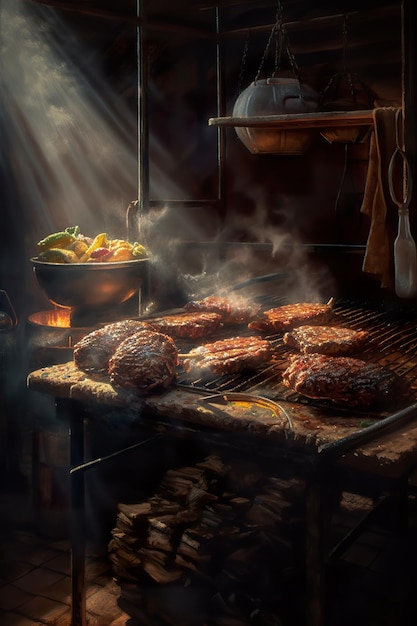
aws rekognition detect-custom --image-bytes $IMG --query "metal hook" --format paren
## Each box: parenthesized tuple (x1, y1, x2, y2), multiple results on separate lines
(388, 147, 413, 211)
(388, 109, 412, 210)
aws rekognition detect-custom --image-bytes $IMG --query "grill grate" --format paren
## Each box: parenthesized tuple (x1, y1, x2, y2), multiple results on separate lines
(175, 297, 417, 418)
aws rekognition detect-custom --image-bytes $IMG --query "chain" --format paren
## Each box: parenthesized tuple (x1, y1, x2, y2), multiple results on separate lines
(284, 29, 302, 83)
(320, 13, 375, 107)
(254, 21, 279, 83)
(272, 2, 284, 76)
(235, 31, 249, 97)
(255, 0, 302, 86)
(341, 14, 348, 76)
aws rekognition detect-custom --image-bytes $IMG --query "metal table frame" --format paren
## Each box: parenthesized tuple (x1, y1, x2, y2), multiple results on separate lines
(57, 395, 417, 626)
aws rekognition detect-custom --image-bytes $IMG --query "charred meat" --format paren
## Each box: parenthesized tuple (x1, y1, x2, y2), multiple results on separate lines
(182, 335, 272, 376)
(108, 330, 178, 394)
(282, 354, 403, 408)
(149, 311, 223, 339)
(283, 325, 369, 355)
(73, 319, 154, 374)
(184, 295, 261, 325)
(248, 302, 332, 333)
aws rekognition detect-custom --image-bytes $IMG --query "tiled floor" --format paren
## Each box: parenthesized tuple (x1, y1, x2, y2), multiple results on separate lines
(1, 472, 416, 626)
(0, 485, 130, 626)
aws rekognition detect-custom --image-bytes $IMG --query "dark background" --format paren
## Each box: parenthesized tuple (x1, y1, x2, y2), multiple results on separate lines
(0, 0, 406, 480)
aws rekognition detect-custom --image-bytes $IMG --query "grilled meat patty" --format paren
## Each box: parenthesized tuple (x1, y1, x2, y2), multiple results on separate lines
(282, 354, 403, 408)
(283, 325, 369, 355)
(149, 311, 223, 339)
(73, 319, 154, 374)
(184, 295, 261, 325)
(108, 330, 178, 393)
(248, 302, 332, 333)
(182, 335, 272, 376)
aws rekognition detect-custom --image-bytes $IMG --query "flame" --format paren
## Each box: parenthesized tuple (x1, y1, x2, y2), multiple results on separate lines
(28, 309, 72, 328)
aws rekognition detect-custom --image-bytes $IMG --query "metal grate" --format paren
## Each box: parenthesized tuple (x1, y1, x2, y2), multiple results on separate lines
(175, 297, 417, 418)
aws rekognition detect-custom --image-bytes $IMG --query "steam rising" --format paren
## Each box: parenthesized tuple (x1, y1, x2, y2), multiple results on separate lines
(0, 0, 336, 307)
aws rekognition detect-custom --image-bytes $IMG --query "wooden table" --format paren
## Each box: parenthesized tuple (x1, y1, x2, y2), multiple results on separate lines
(27, 362, 417, 626)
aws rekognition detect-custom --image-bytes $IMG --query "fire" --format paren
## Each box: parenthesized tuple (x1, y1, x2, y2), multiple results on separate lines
(28, 309, 72, 328)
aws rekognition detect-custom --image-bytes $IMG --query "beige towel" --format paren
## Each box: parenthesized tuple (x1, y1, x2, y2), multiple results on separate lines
(361, 106, 402, 289)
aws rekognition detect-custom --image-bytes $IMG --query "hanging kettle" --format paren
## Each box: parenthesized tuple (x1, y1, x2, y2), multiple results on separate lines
(232, 77, 319, 155)
(320, 15, 376, 144)
(232, 0, 319, 155)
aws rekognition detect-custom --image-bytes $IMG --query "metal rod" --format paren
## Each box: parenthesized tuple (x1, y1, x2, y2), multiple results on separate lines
(305, 465, 326, 626)
(319, 401, 417, 459)
(137, 0, 150, 236)
(70, 433, 163, 475)
(403, 0, 417, 202)
(329, 495, 392, 561)
(215, 4, 226, 207)
(54, 398, 87, 626)
(173, 240, 366, 252)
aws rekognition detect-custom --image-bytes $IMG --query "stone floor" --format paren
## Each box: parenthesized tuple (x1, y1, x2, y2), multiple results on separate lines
(1, 455, 417, 626)
(0, 484, 128, 626)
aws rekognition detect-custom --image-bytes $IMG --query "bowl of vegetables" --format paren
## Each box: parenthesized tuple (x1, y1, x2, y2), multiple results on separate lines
(31, 226, 150, 309)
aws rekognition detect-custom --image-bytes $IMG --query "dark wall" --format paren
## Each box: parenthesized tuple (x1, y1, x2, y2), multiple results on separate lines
(0, 0, 404, 319)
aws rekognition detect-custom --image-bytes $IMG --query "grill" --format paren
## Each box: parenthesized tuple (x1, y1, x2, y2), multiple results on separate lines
(26, 294, 417, 626)
(169, 295, 417, 457)
(176, 296, 417, 407)
(27, 295, 417, 455)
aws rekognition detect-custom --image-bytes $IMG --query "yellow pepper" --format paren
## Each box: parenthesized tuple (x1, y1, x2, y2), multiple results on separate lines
(79, 233, 108, 262)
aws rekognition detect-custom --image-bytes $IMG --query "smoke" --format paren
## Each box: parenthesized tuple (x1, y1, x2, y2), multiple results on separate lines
(0, 0, 336, 306)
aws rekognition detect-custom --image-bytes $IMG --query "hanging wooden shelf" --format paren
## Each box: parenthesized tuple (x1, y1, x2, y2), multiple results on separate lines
(208, 109, 375, 130)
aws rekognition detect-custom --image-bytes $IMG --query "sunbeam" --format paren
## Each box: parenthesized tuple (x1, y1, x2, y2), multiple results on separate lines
(0, 0, 139, 243)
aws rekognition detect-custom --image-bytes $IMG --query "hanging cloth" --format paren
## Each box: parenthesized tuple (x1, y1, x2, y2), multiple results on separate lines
(361, 106, 402, 289)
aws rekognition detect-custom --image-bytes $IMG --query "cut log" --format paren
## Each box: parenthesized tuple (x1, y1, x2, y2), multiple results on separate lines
(109, 453, 304, 626)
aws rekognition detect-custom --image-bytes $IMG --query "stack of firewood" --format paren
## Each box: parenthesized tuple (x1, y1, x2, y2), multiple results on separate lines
(109, 454, 306, 626)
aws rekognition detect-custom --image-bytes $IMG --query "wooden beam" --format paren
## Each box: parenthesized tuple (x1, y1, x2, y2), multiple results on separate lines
(208, 109, 374, 130)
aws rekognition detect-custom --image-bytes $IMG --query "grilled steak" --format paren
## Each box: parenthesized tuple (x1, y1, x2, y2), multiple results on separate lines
(184, 295, 261, 325)
(182, 335, 272, 376)
(149, 311, 223, 339)
(248, 302, 332, 333)
(282, 354, 403, 408)
(73, 319, 154, 374)
(283, 325, 369, 355)
(108, 330, 178, 394)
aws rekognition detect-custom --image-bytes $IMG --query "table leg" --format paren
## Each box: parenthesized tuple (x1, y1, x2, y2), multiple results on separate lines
(305, 464, 326, 626)
(56, 398, 86, 626)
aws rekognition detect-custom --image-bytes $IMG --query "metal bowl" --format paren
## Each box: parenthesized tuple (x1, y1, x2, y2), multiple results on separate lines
(232, 78, 319, 154)
(31, 257, 149, 309)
